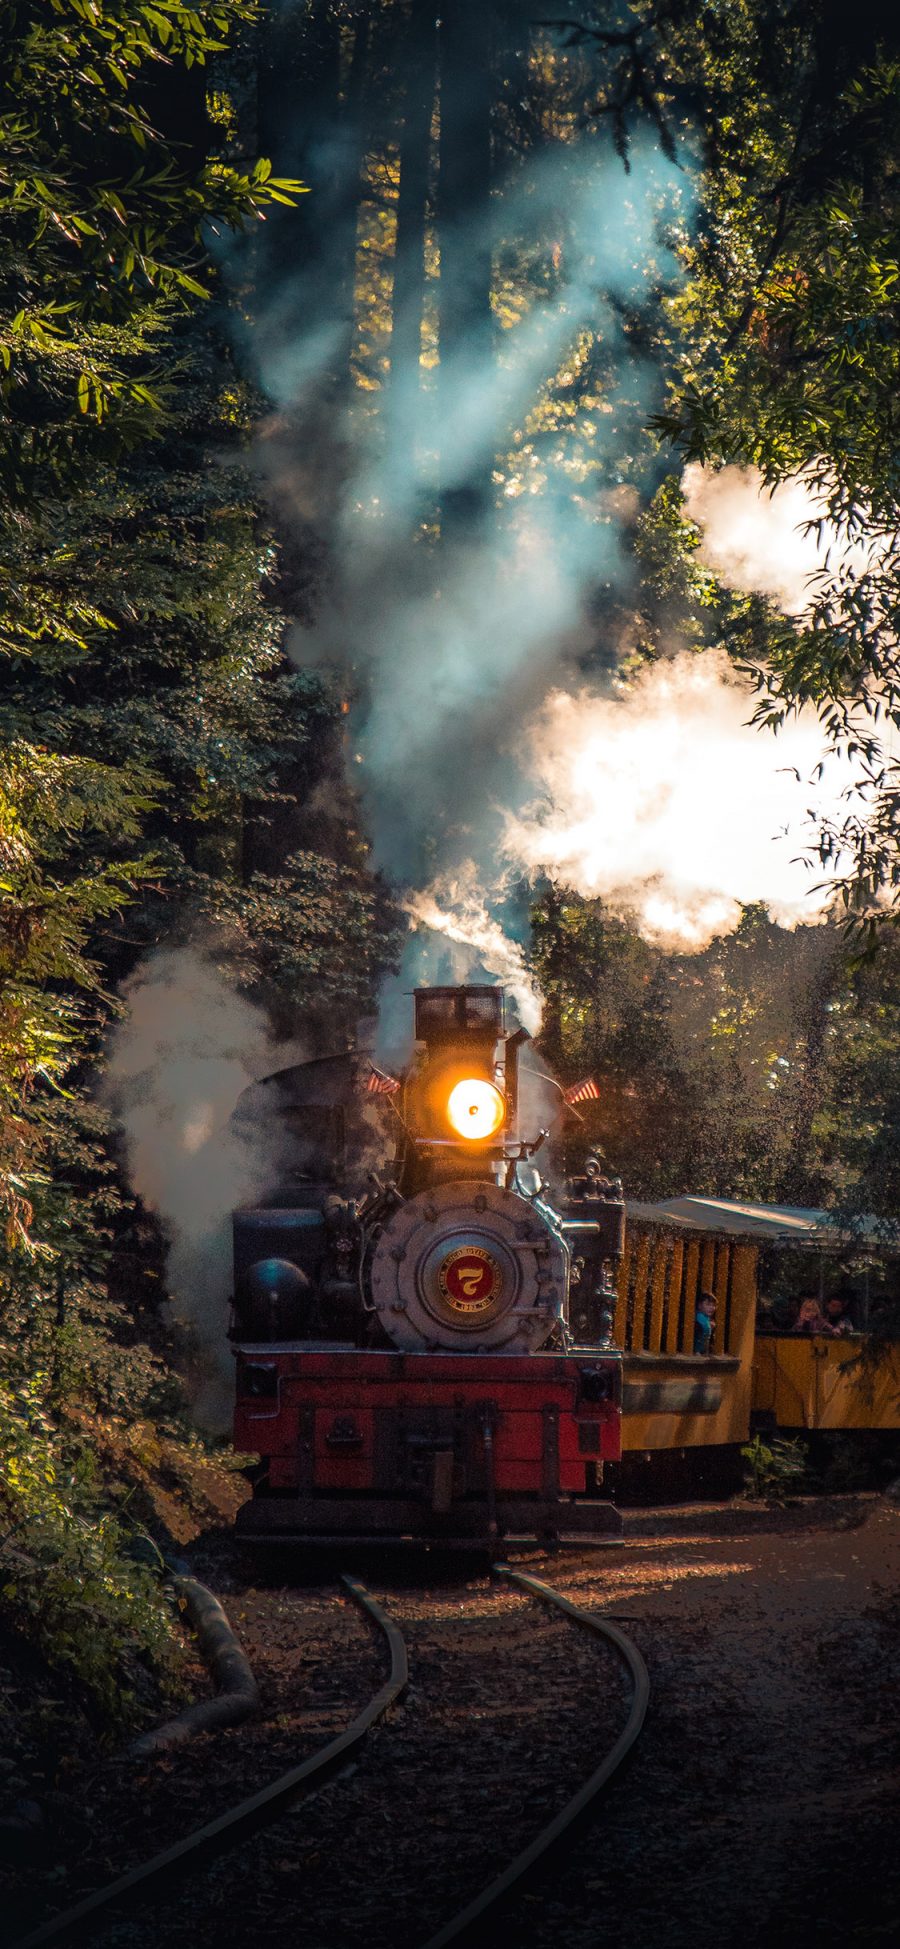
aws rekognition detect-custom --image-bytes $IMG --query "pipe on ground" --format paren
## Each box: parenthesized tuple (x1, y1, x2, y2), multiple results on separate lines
(129, 1576, 259, 1759)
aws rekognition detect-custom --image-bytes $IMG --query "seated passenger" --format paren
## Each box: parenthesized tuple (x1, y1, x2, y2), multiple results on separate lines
(822, 1294, 857, 1336)
(796, 1297, 828, 1334)
(694, 1290, 717, 1355)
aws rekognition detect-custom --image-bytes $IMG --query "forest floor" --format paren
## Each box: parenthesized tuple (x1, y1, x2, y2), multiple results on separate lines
(3, 1490, 899, 1949)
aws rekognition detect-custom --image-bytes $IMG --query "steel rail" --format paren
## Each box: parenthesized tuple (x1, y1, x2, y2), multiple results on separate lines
(13, 1575, 407, 1949)
(419, 1562, 650, 1949)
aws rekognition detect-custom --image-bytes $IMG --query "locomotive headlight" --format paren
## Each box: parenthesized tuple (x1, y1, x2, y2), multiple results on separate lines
(447, 1078, 505, 1140)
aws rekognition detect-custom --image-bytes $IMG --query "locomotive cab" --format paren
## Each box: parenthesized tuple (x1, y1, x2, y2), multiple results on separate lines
(231, 984, 623, 1546)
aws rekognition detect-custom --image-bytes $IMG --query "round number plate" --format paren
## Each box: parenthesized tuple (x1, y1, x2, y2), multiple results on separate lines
(438, 1244, 503, 1315)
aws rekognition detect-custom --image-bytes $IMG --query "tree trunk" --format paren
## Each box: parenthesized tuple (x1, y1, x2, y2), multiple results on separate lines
(387, 0, 438, 447)
(256, 0, 367, 392)
(245, 5, 370, 891)
(436, 0, 495, 540)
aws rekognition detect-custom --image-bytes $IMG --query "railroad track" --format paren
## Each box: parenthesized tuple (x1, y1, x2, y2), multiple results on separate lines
(421, 1565, 649, 1949)
(12, 1577, 407, 1949)
(13, 1564, 648, 1949)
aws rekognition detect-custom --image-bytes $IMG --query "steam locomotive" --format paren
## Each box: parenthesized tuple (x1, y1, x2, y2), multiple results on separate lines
(231, 985, 624, 1545)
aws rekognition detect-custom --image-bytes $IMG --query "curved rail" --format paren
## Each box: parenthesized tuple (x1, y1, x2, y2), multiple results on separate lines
(13, 1575, 407, 1949)
(419, 1563, 649, 1949)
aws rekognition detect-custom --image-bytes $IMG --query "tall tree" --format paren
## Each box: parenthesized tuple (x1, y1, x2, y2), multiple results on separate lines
(627, 1, 900, 927)
(386, 0, 437, 464)
(0, 0, 313, 1746)
(0, 0, 302, 1239)
(436, 0, 497, 535)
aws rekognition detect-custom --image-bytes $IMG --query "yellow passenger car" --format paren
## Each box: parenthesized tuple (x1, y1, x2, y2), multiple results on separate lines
(616, 1198, 899, 1487)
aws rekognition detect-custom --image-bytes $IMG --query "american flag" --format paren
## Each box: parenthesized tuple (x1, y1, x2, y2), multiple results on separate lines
(563, 1076, 600, 1105)
(366, 1065, 401, 1096)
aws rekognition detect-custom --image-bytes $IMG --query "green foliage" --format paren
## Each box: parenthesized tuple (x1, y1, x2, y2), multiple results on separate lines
(0, 1365, 181, 1728)
(192, 848, 401, 1019)
(532, 870, 900, 1283)
(643, 9, 900, 925)
(531, 887, 846, 1203)
(0, 1085, 192, 1730)
(0, 0, 395, 1745)
(0, 1085, 169, 1388)
(532, 888, 699, 1197)
(0, 744, 160, 1245)
(812, 938, 900, 1232)
(741, 1431, 808, 1500)
(0, 1, 303, 412)
(0, 0, 306, 1247)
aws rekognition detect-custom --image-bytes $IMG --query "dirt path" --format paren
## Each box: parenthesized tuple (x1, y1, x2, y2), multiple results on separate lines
(6, 1497, 899, 1949)
(513, 1500, 900, 1949)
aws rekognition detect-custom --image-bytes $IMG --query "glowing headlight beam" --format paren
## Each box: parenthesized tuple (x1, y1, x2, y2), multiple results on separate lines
(447, 1078, 505, 1141)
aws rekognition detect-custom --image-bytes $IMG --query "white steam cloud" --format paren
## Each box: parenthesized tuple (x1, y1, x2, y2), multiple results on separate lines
(257, 131, 692, 980)
(682, 461, 892, 621)
(503, 651, 862, 947)
(253, 115, 879, 1023)
(105, 950, 294, 1424)
(403, 867, 543, 1033)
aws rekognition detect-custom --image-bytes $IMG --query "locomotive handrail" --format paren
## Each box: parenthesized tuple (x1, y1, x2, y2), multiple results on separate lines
(418, 1565, 649, 1948)
(12, 1577, 408, 1949)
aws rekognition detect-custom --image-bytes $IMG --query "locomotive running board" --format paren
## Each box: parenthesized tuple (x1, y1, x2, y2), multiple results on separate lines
(235, 1495, 622, 1545)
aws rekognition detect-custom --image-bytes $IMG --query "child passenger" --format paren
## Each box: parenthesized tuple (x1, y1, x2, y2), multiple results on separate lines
(796, 1297, 828, 1333)
(694, 1290, 717, 1354)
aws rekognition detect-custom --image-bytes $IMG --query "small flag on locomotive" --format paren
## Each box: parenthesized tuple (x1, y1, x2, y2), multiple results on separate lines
(564, 1076, 601, 1105)
(230, 986, 624, 1546)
